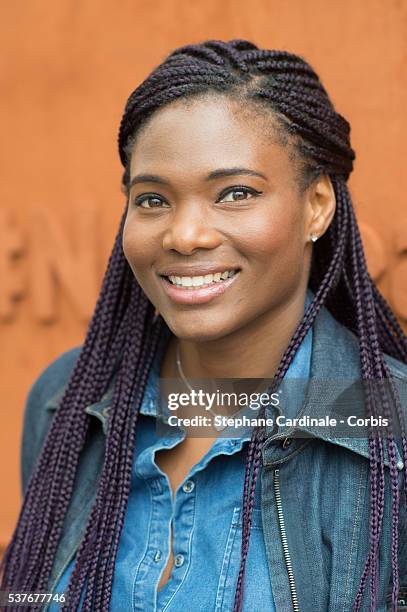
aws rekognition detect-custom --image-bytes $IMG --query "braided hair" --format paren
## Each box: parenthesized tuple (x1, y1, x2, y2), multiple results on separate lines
(1, 39, 406, 611)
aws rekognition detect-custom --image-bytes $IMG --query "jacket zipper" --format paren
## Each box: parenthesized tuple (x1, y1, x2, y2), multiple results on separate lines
(273, 468, 300, 612)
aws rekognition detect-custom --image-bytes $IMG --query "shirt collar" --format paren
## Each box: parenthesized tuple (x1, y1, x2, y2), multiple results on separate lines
(262, 298, 405, 470)
(45, 291, 406, 469)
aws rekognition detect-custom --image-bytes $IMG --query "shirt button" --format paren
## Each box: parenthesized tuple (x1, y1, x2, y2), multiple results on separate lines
(182, 480, 195, 493)
(153, 550, 162, 563)
(174, 553, 184, 567)
(154, 550, 162, 563)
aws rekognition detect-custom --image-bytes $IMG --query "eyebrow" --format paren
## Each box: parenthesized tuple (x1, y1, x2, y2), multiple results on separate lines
(129, 167, 267, 189)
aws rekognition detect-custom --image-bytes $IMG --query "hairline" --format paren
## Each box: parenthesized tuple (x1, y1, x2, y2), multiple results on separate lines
(122, 90, 323, 199)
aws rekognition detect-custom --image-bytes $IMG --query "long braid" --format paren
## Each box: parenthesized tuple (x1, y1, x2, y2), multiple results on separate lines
(348, 207, 386, 610)
(65, 288, 147, 609)
(354, 210, 402, 609)
(1, 210, 133, 591)
(1, 39, 406, 612)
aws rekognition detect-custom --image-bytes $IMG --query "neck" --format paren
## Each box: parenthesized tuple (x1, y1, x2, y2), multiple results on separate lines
(161, 286, 309, 380)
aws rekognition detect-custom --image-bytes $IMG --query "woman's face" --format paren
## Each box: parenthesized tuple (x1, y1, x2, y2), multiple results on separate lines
(123, 95, 317, 342)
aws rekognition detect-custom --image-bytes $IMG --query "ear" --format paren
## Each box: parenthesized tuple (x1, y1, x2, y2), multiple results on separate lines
(304, 175, 336, 243)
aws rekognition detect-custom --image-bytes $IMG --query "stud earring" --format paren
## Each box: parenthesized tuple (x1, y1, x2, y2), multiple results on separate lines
(310, 234, 318, 243)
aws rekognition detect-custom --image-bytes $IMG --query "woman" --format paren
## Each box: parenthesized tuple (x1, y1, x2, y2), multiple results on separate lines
(1, 39, 406, 612)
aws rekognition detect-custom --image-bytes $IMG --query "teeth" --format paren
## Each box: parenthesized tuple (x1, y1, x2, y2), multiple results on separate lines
(167, 269, 237, 288)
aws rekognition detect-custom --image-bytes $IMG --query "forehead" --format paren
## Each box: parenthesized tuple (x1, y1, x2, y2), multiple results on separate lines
(129, 95, 293, 178)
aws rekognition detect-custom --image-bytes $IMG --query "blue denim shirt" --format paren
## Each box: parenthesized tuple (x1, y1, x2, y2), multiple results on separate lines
(21, 300, 407, 611)
(48, 297, 313, 611)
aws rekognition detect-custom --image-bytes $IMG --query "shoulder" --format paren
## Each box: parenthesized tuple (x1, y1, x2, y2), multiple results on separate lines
(315, 305, 407, 381)
(27, 346, 83, 409)
(313, 306, 407, 428)
(21, 346, 83, 495)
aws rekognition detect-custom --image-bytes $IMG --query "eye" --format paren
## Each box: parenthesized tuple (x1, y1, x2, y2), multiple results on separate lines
(133, 194, 170, 209)
(216, 186, 262, 203)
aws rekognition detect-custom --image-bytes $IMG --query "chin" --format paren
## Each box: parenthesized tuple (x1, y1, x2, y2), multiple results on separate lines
(163, 314, 234, 343)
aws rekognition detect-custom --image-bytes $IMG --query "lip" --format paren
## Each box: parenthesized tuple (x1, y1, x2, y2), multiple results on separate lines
(157, 265, 241, 276)
(159, 271, 240, 305)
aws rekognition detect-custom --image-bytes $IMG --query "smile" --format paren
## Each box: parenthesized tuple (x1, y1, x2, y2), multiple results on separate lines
(167, 269, 237, 288)
(159, 269, 240, 305)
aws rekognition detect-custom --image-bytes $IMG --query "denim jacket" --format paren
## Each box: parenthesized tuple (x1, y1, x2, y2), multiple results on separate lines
(21, 305, 407, 611)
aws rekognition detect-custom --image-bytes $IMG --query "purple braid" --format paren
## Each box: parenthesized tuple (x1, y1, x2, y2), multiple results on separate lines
(351, 204, 406, 610)
(348, 208, 387, 610)
(1, 39, 406, 612)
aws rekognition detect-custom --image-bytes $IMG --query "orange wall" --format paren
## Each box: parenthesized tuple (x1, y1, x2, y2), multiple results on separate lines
(1, 0, 406, 551)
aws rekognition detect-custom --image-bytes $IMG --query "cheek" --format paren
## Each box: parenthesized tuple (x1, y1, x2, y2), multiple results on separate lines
(239, 203, 304, 268)
(122, 216, 154, 273)
(122, 218, 160, 304)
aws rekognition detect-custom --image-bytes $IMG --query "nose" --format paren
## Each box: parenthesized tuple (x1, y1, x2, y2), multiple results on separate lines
(161, 202, 222, 255)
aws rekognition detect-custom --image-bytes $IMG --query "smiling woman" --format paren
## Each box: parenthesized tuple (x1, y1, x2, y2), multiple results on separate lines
(1, 39, 407, 612)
